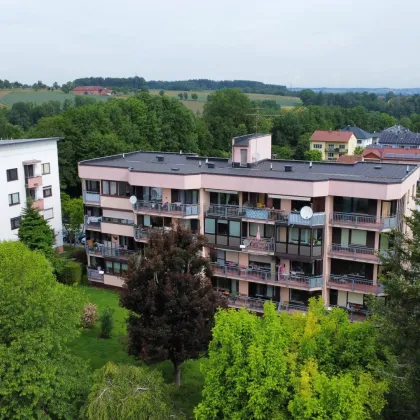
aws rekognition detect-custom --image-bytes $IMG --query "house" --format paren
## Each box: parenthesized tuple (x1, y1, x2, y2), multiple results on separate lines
(78, 133, 418, 314)
(376, 125, 420, 149)
(309, 130, 357, 161)
(340, 126, 373, 147)
(0, 138, 63, 249)
(72, 86, 113, 96)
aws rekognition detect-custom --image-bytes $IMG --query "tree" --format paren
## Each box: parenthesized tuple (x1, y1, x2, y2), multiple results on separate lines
(177, 93, 183, 100)
(294, 136, 310, 160)
(53, 81, 59, 90)
(272, 145, 293, 159)
(0, 241, 88, 419)
(354, 146, 364, 155)
(18, 198, 56, 256)
(371, 205, 420, 419)
(195, 300, 388, 419)
(81, 362, 179, 419)
(191, 93, 198, 100)
(61, 192, 84, 245)
(120, 224, 225, 387)
(159, 90, 165, 96)
(183, 92, 188, 100)
(304, 149, 323, 161)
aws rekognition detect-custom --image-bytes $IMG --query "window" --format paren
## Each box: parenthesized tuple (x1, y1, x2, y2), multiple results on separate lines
(43, 186, 52, 198)
(205, 218, 215, 234)
(10, 216, 21, 230)
(8, 192, 20, 206)
(118, 182, 132, 197)
(86, 180, 100, 192)
(217, 220, 228, 235)
(339, 144, 346, 149)
(41, 163, 50, 174)
(229, 221, 241, 237)
(328, 153, 334, 160)
(313, 144, 322, 149)
(105, 261, 128, 275)
(6, 168, 18, 182)
(328, 144, 335, 149)
(357, 140, 362, 144)
(44, 208, 54, 220)
(102, 181, 117, 196)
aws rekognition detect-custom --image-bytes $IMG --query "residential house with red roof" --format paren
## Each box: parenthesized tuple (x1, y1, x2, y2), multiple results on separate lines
(309, 130, 357, 161)
(72, 86, 113, 96)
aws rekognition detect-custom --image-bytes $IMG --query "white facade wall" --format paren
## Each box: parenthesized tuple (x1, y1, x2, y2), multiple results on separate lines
(357, 137, 373, 147)
(0, 139, 63, 247)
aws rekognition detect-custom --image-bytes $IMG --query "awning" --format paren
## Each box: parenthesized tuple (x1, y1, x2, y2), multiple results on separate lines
(268, 194, 311, 201)
(206, 189, 238, 194)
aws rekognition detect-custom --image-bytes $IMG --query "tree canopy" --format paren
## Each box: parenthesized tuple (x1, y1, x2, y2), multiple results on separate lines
(195, 299, 388, 420)
(120, 224, 225, 386)
(0, 241, 88, 419)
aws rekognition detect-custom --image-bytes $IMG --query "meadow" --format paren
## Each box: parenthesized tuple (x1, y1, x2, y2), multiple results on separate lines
(68, 286, 204, 418)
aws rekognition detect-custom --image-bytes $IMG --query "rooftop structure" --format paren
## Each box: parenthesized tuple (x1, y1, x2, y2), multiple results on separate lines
(341, 125, 373, 147)
(72, 86, 113, 96)
(376, 125, 420, 148)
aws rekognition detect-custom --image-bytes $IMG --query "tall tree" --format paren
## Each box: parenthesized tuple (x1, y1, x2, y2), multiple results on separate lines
(372, 205, 420, 419)
(195, 300, 388, 420)
(304, 149, 323, 161)
(120, 225, 225, 386)
(61, 192, 84, 245)
(81, 362, 180, 419)
(0, 241, 88, 419)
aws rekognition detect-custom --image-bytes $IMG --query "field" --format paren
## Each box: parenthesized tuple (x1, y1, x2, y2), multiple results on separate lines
(68, 286, 204, 418)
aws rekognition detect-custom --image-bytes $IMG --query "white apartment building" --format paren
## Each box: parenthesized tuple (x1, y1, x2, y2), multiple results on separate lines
(0, 138, 63, 248)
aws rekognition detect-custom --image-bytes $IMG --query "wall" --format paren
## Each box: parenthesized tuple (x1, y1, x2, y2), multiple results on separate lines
(347, 134, 357, 155)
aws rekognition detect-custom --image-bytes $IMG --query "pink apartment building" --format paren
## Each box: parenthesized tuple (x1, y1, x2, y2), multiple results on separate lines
(78, 133, 419, 314)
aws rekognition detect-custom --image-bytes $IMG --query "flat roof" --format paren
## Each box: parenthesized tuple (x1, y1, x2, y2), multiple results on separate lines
(79, 150, 419, 184)
(233, 133, 267, 146)
(0, 137, 62, 147)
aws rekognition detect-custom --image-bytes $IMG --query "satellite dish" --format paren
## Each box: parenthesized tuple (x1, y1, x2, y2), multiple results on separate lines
(300, 206, 313, 220)
(129, 196, 138, 205)
(243, 239, 250, 247)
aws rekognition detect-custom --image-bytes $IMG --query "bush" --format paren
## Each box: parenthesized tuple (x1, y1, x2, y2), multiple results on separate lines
(81, 303, 98, 328)
(70, 247, 88, 267)
(59, 261, 82, 285)
(100, 307, 114, 339)
(81, 273, 88, 285)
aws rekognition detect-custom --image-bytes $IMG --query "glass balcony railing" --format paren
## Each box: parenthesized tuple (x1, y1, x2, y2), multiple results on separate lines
(331, 212, 397, 230)
(87, 267, 104, 282)
(85, 245, 136, 259)
(133, 200, 200, 217)
(83, 191, 101, 204)
(329, 244, 385, 263)
(328, 275, 383, 294)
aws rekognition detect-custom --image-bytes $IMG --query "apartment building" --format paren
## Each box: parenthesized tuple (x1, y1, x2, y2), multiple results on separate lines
(0, 138, 63, 248)
(79, 133, 419, 313)
(310, 130, 357, 160)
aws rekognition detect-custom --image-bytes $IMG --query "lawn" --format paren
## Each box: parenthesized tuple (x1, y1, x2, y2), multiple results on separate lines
(68, 286, 204, 418)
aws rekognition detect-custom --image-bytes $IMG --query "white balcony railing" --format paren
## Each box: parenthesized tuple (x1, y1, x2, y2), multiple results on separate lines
(83, 191, 101, 204)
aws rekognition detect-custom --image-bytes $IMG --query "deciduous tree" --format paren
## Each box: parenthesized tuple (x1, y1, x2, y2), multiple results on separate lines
(191, 93, 198, 100)
(354, 146, 365, 155)
(121, 225, 225, 387)
(304, 149, 323, 161)
(62, 192, 84, 245)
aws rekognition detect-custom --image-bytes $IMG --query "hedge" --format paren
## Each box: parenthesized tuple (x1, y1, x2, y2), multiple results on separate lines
(59, 261, 82, 285)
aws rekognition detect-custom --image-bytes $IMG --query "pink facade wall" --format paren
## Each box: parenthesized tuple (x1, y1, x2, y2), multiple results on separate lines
(231, 135, 272, 164)
(101, 222, 134, 237)
(100, 196, 132, 211)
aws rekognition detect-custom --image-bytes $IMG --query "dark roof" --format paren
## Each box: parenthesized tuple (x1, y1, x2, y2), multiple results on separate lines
(378, 129, 420, 146)
(79, 150, 418, 184)
(340, 125, 372, 139)
(233, 133, 267, 146)
(0, 137, 62, 146)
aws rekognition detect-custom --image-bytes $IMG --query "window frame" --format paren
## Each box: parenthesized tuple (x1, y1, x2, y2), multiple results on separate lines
(41, 163, 51, 175)
(10, 216, 21, 230)
(313, 144, 323, 149)
(8, 192, 20, 206)
(6, 168, 18, 182)
(43, 186, 52, 198)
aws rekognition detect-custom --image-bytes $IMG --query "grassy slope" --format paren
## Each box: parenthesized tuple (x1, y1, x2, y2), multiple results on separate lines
(68, 286, 204, 418)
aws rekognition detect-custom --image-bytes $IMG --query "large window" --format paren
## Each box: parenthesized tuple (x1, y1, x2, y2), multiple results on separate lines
(209, 192, 238, 205)
(8, 192, 20, 206)
(43, 186, 52, 198)
(313, 144, 322, 149)
(217, 220, 228, 235)
(86, 180, 100, 192)
(6, 168, 18, 182)
(42, 163, 50, 174)
(171, 189, 199, 204)
(10, 216, 21, 230)
(205, 218, 215, 234)
(204, 218, 240, 237)
(102, 181, 117, 196)
(105, 261, 128, 275)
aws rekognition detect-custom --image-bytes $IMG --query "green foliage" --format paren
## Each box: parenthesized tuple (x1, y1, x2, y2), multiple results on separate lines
(0, 241, 89, 418)
(159, 89, 165, 96)
(354, 145, 364, 155)
(191, 93, 198, 100)
(59, 260, 82, 285)
(195, 299, 387, 420)
(81, 362, 179, 420)
(372, 204, 420, 418)
(18, 199, 55, 256)
(304, 149, 323, 161)
(294, 137, 310, 160)
(62, 192, 84, 243)
(272, 145, 293, 159)
(100, 307, 114, 339)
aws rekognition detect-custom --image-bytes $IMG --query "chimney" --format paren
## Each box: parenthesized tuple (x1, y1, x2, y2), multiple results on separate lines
(179, 150, 183, 155)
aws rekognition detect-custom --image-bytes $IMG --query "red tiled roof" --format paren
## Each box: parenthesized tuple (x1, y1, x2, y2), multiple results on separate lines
(362, 147, 420, 159)
(72, 86, 106, 91)
(310, 130, 354, 143)
(336, 155, 363, 163)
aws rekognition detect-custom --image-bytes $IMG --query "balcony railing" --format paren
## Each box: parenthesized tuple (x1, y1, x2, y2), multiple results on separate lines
(133, 200, 199, 217)
(211, 263, 323, 290)
(26, 175, 43, 188)
(32, 198, 44, 211)
(331, 212, 397, 230)
(86, 245, 136, 259)
(84, 215, 102, 230)
(205, 204, 325, 226)
(328, 275, 383, 294)
(329, 244, 383, 263)
(83, 191, 101, 205)
(87, 267, 104, 282)
(245, 237, 275, 253)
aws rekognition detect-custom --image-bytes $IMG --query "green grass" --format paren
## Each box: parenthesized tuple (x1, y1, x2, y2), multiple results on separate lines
(69, 286, 204, 418)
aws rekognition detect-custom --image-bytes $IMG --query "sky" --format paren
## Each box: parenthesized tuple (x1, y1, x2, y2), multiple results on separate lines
(1, 0, 420, 88)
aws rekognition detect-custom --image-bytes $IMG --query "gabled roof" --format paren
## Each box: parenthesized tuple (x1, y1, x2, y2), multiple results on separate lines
(363, 146, 420, 160)
(72, 85, 107, 91)
(310, 130, 354, 143)
(340, 125, 372, 139)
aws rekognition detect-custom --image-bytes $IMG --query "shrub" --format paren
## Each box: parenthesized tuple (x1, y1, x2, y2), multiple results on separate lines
(81, 273, 88, 285)
(100, 307, 114, 339)
(81, 303, 98, 328)
(70, 247, 88, 267)
(59, 261, 82, 285)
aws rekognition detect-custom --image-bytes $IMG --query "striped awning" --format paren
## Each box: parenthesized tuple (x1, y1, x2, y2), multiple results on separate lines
(268, 194, 311, 201)
(206, 189, 238, 194)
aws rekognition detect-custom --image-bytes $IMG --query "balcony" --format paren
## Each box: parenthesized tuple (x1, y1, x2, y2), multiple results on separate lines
(86, 245, 136, 260)
(26, 175, 42, 188)
(329, 244, 383, 263)
(87, 267, 104, 283)
(244, 237, 275, 253)
(32, 199, 44, 211)
(83, 191, 101, 205)
(275, 241, 323, 261)
(84, 215, 102, 230)
(133, 201, 200, 218)
(328, 275, 383, 294)
(212, 263, 323, 291)
(133, 226, 172, 242)
(331, 212, 397, 231)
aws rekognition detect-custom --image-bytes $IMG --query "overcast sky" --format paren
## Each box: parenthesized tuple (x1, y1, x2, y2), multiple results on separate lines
(1, 0, 419, 88)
